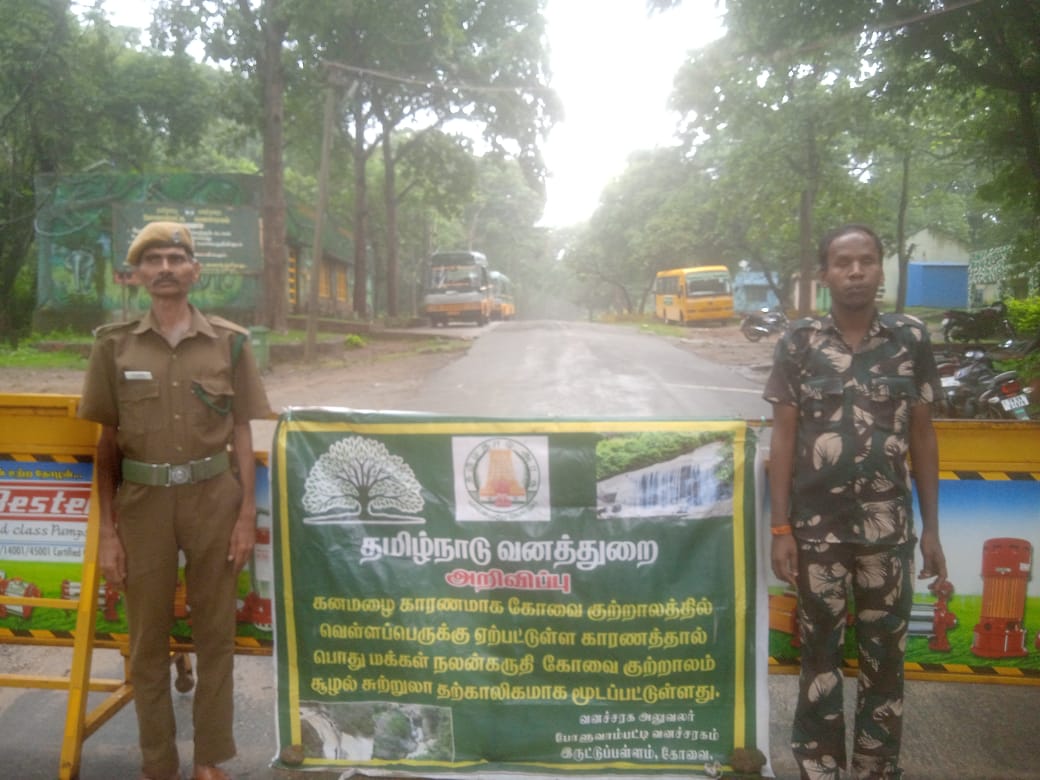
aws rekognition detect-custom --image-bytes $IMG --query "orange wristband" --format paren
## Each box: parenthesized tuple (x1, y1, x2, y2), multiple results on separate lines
(770, 524, 793, 536)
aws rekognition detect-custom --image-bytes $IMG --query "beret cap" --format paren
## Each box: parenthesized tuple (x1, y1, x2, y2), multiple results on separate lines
(126, 221, 195, 266)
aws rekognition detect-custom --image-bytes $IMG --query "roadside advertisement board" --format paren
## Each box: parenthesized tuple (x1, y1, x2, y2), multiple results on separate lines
(0, 454, 273, 648)
(766, 422, 1040, 682)
(270, 410, 765, 778)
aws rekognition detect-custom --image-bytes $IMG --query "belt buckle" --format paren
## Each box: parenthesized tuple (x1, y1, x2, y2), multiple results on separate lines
(169, 464, 192, 485)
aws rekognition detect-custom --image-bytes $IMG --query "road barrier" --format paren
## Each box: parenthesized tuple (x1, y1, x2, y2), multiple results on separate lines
(0, 393, 273, 779)
(1, 393, 1037, 778)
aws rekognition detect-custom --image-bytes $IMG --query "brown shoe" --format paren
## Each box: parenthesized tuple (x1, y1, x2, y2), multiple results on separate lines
(193, 765, 231, 780)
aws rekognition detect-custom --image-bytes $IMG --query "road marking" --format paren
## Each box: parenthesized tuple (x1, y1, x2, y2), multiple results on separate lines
(667, 383, 763, 395)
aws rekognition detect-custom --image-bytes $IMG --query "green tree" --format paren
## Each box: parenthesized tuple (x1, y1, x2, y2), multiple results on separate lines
(155, 0, 295, 329)
(0, 1, 219, 342)
(463, 156, 545, 307)
(306, 0, 558, 317)
(671, 31, 877, 314)
(871, 1, 1040, 216)
(714, 0, 1040, 285)
(157, 0, 558, 323)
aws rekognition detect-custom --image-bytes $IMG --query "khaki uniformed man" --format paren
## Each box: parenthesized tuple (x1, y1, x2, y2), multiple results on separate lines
(79, 221, 272, 780)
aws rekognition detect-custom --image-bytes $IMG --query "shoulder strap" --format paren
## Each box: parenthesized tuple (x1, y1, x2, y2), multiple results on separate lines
(231, 332, 247, 369)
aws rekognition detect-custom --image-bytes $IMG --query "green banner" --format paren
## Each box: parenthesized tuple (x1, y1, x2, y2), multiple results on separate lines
(272, 410, 765, 777)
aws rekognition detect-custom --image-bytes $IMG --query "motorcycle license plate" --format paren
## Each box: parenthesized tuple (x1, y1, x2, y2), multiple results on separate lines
(1000, 394, 1028, 411)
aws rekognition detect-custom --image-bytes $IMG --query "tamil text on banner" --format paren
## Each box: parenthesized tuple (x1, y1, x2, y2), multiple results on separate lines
(271, 409, 767, 778)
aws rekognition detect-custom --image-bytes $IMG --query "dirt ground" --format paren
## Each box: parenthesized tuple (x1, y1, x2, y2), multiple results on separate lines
(0, 322, 776, 409)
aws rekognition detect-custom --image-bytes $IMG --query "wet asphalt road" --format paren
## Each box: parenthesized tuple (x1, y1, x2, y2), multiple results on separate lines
(2, 319, 1037, 779)
(402, 320, 771, 419)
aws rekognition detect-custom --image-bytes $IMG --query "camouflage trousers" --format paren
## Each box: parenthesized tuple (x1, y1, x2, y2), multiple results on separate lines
(792, 539, 915, 780)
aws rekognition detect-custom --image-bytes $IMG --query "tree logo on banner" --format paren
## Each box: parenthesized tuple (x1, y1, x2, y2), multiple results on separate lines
(301, 437, 425, 525)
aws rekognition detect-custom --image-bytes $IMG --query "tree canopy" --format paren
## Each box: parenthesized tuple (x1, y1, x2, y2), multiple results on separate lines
(562, 0, 1037, 317)
(0, 0, 224, 342)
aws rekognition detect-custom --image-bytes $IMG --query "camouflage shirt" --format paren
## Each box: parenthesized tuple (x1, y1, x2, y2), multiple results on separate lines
(763, 311, 941, 545)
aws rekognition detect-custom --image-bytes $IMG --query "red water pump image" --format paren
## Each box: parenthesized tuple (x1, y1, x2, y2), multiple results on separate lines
(61, 579, 121, 622)
(0, 573, 43, 619)
(928, 581, 957, 652)
(971, 537, 1033, 658)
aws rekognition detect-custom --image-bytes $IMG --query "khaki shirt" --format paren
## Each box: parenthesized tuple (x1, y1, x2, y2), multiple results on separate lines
(78, 306, 272, 463)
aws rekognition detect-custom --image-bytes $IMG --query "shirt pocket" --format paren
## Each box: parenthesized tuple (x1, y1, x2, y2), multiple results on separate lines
(118, 380, 163, 433)
(801, 376, 844, 425)
(190, 374, 235, 424)
(869, 376, 915, 432)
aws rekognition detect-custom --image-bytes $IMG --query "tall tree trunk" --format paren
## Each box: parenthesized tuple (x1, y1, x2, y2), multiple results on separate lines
(1016, 90, 1040, 214)
(895, 149, 911, 314)
(382, 124, 399, 317)
(798, 187, 815, 316)
(260, 0, 289, 330)
(370, 227, 384, 314)
(305, 77, 338, 362)
(352, 94, 368, 317)
(797, 125, 819, 317)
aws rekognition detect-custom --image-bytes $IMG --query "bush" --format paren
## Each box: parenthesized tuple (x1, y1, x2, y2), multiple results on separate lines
(1007, 296, 1040, 338)
(344, 334, 366, 349)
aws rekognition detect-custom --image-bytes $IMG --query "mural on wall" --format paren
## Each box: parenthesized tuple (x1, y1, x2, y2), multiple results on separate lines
(33, 173, 263, 324)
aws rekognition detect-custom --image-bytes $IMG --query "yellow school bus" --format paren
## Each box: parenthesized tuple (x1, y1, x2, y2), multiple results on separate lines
(654, 265, 734, 324)
(489, 270, 516, 321)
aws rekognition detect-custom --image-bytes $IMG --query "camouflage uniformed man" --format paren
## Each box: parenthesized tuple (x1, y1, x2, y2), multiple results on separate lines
(763, 224, 948, 780)
(79, 222, 272, 780)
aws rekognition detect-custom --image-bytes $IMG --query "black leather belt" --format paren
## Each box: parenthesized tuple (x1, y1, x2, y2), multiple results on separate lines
(121, 451, 230, 487)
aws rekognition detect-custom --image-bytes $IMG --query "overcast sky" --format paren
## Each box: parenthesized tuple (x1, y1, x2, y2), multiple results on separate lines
(99, 0, 725, 228)
(541, 1, 724, 226)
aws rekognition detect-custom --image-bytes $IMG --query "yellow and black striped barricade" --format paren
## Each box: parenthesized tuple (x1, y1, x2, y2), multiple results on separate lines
(0, 393, 118, 780)
(0, 393, 275, 779)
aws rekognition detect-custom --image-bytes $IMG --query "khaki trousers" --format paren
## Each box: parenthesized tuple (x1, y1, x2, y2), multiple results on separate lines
(117, 471, 242, 777)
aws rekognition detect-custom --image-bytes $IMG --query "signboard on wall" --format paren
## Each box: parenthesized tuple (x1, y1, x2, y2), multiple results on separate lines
(32, 172, 268, 329)
(270, 409, 767, 778)
(111, 202, 262, 314)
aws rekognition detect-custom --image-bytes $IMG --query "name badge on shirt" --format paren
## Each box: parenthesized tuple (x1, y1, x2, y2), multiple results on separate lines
(124, 370, 153, 380)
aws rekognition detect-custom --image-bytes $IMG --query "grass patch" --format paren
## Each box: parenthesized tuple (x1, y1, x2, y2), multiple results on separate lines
(598, 313, 692, 338)
(1, 328, 468, 371)
(413, 339, 472, 355)
(0, 345, 88, 369)
(366, 338, 470, 362)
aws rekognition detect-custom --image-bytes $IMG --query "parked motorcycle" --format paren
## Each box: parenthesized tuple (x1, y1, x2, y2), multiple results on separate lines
(740, 306, 789, 342)
(936, 349, 1035, 419)
(941, 300, 1017, 344)
(979, 369, 1034, 420)
(937, 350, 996, 418)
